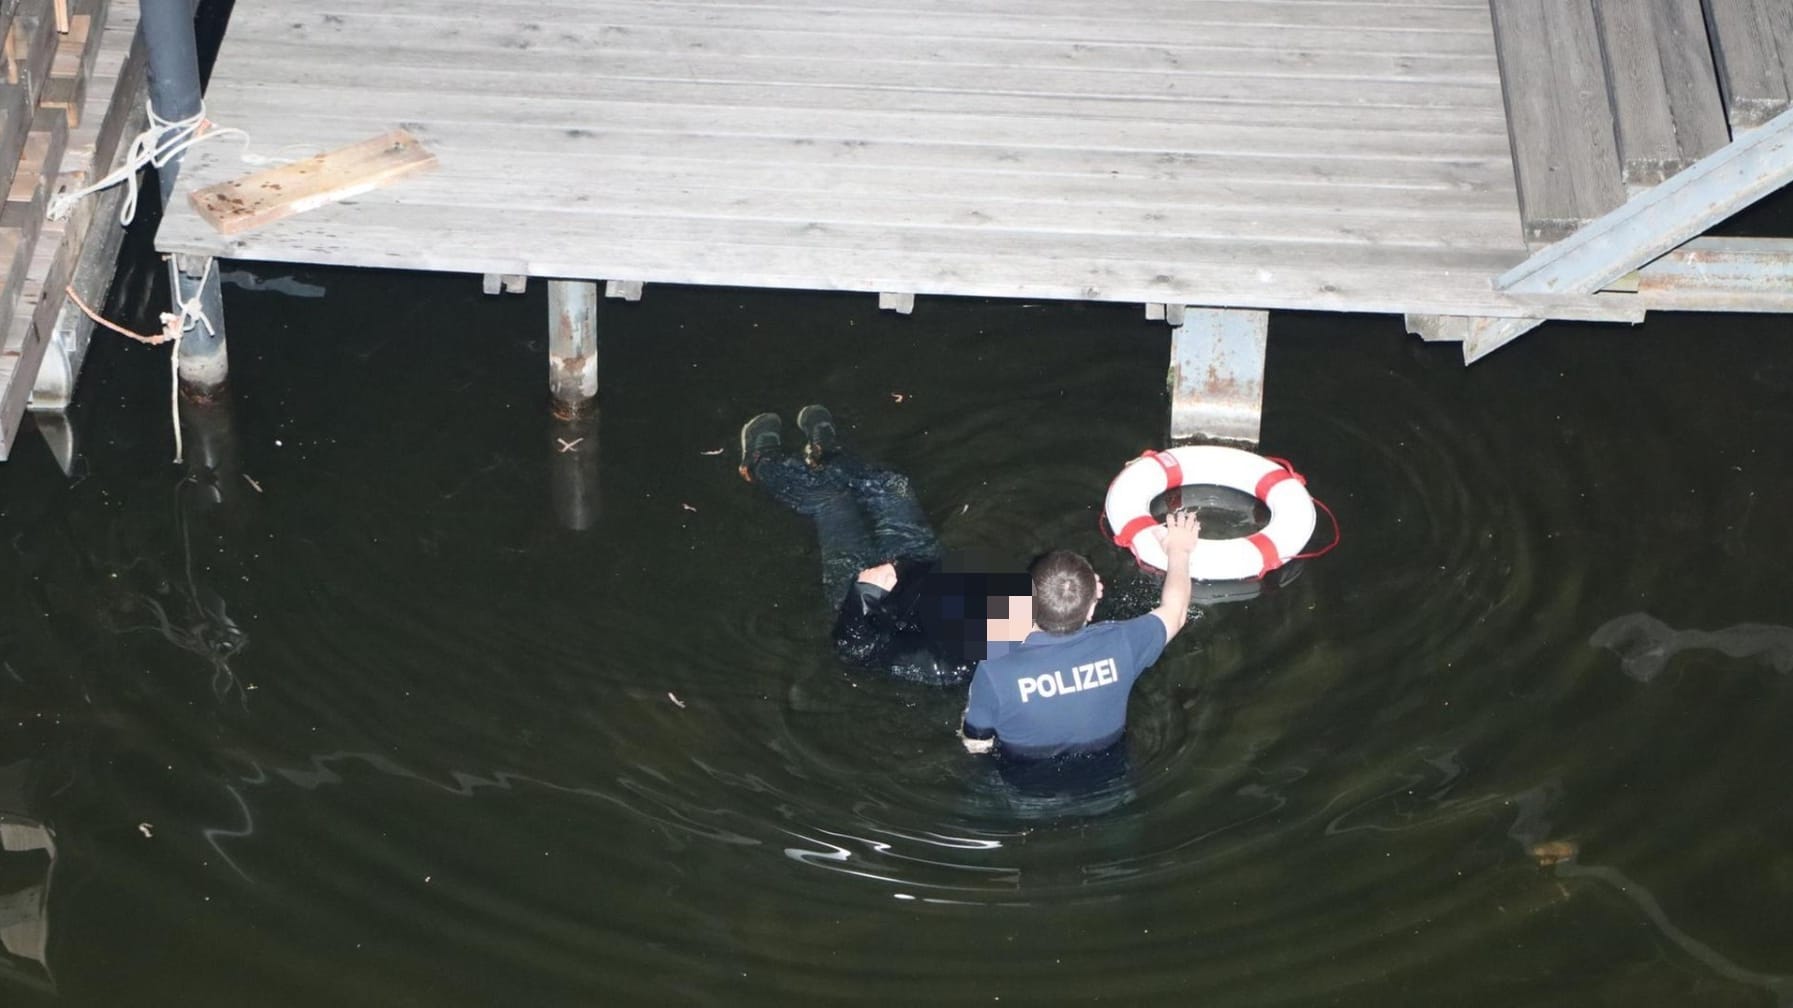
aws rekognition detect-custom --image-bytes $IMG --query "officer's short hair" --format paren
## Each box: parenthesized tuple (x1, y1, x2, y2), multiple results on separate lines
(1031, 550, 1096, 633)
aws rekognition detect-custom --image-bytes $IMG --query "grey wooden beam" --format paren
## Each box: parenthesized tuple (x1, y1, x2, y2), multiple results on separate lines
(1491, 0, 1627, 244)
(603, 279, 642, 301)
(1702, 0, 1793, 130)
(1592, 0, 1728, 187)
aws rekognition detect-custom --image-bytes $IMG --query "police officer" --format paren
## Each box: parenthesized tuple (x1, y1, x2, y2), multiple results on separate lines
(960, 512, 1200, 761)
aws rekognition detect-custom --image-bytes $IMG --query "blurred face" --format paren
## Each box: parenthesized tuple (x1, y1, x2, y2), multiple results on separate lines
(985, 593, 1034, 642)
(915, 568, 1033, 656)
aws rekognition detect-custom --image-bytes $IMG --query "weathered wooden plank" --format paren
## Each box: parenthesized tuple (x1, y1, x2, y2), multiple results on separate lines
(188, 129, 437, 235)
(171, 197, 1527, 273)
(1651, 0, 1734, 160)
(227, 52, 1504, 120)
(180, 116, 1519, 247)
(210, 94, 1520, 197)
(0, 110, 69, 460)
(86, 0, 139, 178)
(1703, 0, 1793, 129)
(1592, 0, 1728, 186)
(0, 110, 68, 332)
(294, 0, 1496, 39)
(629, 0, 1490, 15)
(17, 0, 136, 425)
(154, 199, 1667, 321)
(232, 28, 1503, 91)
(220, 82, 1508, 149)
(244, 16, 1500, 83)
(32, 9, 142, 408)
(215, 93, 1513, 165)
(1490, 0, 1626, 244)
(41, 13, 90, 125)
(327, 151, 1521, 228)
(0, 0, 64, 201)
(0, 305, 46, 460)
(309, 170, 1516, 249)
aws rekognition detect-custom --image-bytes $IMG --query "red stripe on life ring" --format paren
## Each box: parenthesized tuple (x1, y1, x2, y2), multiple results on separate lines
(1149, 450, 1184, 492)
(1246, 532, 1281, 578)
(1113, 514, 1158, 549)
(1254, 467, 1295, 502)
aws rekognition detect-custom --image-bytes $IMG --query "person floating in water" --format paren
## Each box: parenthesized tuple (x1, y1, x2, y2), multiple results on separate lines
(960, 514, 1200, 772)
(739, 405, 1031, 686)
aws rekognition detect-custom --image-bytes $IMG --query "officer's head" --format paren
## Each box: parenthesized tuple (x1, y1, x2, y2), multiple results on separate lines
(1031, 550, 1102, 634)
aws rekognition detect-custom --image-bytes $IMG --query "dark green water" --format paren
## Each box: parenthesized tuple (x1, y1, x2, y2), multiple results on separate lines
(2, 251, 1791, 1005)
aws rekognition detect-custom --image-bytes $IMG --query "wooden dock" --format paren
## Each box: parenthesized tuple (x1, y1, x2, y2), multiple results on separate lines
(7, 0, 1793, 457)
(153, 0, 1554, 319)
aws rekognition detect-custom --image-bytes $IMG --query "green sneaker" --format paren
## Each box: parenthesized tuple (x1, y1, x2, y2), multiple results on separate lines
(738, 412, 782, 481)
(796, 404, 840, 467)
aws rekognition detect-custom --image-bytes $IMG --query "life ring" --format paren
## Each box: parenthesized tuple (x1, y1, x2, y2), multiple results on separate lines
(1104, 445, 1317, 581)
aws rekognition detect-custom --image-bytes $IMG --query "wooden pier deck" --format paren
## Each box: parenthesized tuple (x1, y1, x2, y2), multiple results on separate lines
(0, 0, 1786, 460)
(152, 0, 1566, 321)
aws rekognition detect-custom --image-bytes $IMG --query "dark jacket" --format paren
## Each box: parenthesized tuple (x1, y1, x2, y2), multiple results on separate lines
(831, 559, 979, 687)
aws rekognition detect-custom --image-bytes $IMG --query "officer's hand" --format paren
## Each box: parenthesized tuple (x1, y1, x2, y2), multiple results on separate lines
(1158, 511, 1201, 555)
(857, 563, 898, 591)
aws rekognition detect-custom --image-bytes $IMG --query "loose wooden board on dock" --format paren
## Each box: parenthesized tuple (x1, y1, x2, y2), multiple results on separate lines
(187, 128, 436, 235)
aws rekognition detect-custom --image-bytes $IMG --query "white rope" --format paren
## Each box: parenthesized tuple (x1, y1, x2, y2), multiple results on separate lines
(48, 99, 252, 224)
(161, 255, 221, 464)
(65, 256, 220, 463)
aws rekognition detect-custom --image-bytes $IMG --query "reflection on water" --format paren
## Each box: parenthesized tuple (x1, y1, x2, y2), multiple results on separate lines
(1, 266, 1791, 1004)
(1593, 613, 1793, 682)
(0, 803, 56, 995)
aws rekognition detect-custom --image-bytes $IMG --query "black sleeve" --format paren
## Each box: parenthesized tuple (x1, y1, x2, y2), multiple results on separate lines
(832, 580, 893, 667)
(832, 579, 955, 680)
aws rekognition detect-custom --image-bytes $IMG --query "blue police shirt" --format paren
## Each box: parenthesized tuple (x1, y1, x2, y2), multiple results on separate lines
(962, 614, 1168, 759)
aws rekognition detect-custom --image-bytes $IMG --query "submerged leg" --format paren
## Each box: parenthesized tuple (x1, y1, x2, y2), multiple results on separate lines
(829, 454, 941, 564)
(751, 453, 875, 603)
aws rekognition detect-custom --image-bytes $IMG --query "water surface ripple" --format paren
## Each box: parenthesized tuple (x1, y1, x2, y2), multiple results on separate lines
(1, 277, 1789, 1006)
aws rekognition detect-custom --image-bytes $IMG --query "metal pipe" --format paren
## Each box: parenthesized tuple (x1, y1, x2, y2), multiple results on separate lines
(140, 0, 204, 208)
(139, 0, 229, 399)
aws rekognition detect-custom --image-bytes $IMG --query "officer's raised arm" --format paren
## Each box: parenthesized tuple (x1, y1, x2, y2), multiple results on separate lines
(1149, 512, 1201, 641)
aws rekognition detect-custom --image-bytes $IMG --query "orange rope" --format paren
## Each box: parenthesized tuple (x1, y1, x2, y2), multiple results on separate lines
(64, 284, 180, 345)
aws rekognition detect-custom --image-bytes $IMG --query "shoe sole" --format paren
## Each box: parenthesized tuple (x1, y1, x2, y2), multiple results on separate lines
(796, 405, 834, 444)
(740, 413, 779, 456)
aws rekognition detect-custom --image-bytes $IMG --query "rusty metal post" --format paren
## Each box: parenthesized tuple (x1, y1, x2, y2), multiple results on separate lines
(1167, 307, 1268, 447)
(548, 279, 598, 416)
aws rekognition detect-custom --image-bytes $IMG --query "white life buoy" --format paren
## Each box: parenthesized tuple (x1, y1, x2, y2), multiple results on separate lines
(1104, 445, 1318, 581)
